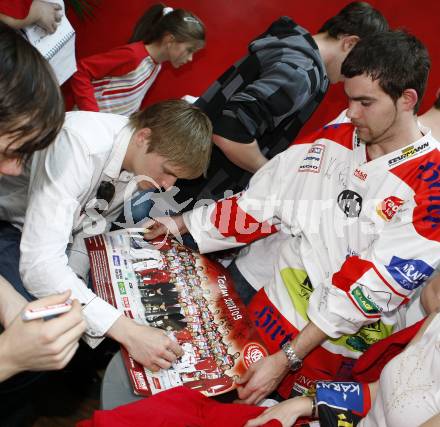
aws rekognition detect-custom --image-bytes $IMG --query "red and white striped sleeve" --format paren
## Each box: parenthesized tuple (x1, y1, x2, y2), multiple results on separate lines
(183, 156, 285, 254)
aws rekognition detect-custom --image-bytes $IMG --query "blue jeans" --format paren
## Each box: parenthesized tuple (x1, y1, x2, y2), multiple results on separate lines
(227, 261, 256, 305)
(0, 221, 34, 301)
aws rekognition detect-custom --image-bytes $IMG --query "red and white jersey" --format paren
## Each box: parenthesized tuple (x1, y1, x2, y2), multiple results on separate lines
(70, 42, 161, 116)
(184, 123, 440, 359)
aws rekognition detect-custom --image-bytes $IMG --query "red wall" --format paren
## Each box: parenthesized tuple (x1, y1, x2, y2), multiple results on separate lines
(67, 0, 439, 137)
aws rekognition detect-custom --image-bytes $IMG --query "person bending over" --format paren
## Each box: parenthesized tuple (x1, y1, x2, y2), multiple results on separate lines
(145, 30, 436, 404)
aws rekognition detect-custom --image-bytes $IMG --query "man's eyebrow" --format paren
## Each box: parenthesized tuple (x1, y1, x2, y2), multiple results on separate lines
(347, 96, 376, 102)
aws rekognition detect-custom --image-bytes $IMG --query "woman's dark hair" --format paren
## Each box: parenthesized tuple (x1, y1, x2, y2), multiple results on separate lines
(318, 2, 388, 39)
(0, 23, 64, 160)
(342, 30, 430, 113)
(129, 3, 205, 45)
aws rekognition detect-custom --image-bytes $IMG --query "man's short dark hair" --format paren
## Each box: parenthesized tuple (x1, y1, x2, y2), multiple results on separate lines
(341, 30, 430, 113)
(318, 2, 388, 39)
(0, 23, 64, 160)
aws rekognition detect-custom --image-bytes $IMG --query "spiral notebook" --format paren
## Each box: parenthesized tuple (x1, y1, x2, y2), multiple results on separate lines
(23, 0, 76, 84)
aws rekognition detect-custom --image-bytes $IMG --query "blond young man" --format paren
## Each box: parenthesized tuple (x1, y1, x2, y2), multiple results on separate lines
(0, 99, 212, 371)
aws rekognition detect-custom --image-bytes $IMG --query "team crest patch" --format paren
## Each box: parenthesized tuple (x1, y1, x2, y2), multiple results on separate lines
(337, 190, 363, 218)
(376, 196, 404, 221)
(298, 143, 325, 173)
(243, 343, 268, 368)
(386, 256, 434, 290)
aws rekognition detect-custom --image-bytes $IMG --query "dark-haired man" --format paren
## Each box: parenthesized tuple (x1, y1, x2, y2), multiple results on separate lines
(144, 30, 438, 403)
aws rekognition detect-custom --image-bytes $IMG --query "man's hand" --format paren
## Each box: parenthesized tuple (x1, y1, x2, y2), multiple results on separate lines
(0, 291, 86, 381)
(107, 315, 183, 371)
(143, 215, 188, 241)
(235, 351, 290, 404)
(244, 396, 313, 427)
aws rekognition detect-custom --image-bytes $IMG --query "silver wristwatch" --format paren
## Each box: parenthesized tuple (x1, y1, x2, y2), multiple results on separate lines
(281, 342, 303, 371)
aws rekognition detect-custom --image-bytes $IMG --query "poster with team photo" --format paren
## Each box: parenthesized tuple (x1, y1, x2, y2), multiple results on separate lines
(85, 229, 268, 397)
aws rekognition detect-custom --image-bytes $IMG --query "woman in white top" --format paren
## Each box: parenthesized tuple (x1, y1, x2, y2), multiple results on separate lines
(245, 310, 440, 427)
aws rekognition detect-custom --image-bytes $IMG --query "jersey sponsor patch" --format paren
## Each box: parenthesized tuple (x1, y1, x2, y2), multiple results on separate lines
(337, 190, 363, 217)
(353, 168, 367, 181)
(298, 143, 325, 173)
(385, 256, 434, 290)
(376, 196, 404, 221)
(388, 141, 430, 167)
(350, 286, 380, 315)
(316, 381, 364, 413)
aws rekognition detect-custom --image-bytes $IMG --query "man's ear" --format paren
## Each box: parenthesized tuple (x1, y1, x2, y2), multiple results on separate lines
(341, 35, 360, 52)
(401, 88, 419, 112)
(134, 127, 152, 150)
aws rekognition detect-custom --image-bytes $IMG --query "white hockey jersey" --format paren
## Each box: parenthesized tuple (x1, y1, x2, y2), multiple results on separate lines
(184, 122, 440, 359)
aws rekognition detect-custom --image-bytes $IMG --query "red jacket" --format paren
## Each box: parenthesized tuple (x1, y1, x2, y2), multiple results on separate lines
(77, 386, 281, 427)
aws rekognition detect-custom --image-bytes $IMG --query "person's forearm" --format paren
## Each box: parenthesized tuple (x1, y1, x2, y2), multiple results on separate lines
(0, 335, 19, 381)
(213, 135, 268, 173)
(0, 13, 32, 29)
(367, 381, 379, 404)
(106, 314, 131, 344)
(420, 413, 440, 427)
(0, 276, 27, 328)
(420, 274, 440, 314)
(289, 321, 328, 359)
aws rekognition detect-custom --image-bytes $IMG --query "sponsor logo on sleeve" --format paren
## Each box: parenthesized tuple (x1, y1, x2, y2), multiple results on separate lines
(298, 143, 325, 173)
(316, 381, 363, 413)
(337, 190, 363, 217)
(376, 196, 404, 221)
(417, 161, 440, 230)
(388, 141, 430, 167)
(385, 256, 434, 290)
(351, 287, 380, 314)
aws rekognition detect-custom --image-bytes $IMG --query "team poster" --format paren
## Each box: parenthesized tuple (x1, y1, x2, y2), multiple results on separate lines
(85, 229, 268, 397)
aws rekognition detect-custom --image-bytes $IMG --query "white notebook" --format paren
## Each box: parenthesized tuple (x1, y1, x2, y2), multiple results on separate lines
(23, 0, 76, 84)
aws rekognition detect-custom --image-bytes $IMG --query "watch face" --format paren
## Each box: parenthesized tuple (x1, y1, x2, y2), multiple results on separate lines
(290, 359, 302, 371)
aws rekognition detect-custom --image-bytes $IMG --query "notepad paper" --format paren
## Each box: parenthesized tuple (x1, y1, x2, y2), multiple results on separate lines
(23, 0, 77, 84)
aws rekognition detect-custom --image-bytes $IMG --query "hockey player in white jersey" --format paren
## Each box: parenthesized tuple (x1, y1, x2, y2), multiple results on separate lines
(144, 30, 437, 404)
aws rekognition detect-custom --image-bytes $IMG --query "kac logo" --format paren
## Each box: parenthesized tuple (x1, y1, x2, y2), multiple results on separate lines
(386, 256, 434, 290)
(337, 190, 363, 218)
